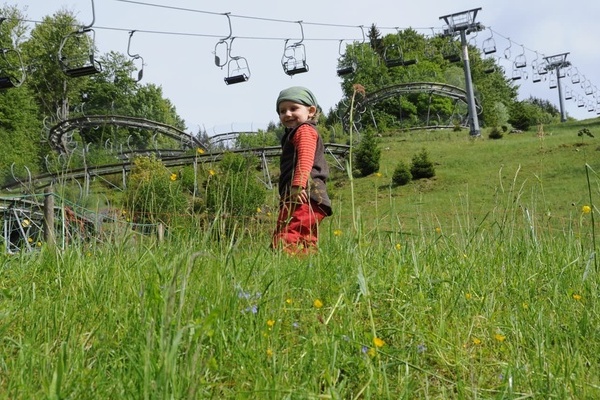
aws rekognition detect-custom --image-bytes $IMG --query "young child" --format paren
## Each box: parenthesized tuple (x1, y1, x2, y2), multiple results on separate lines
(272, 86, 332, 255)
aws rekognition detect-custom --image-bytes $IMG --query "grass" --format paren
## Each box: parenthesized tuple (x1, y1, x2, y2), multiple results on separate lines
(0, 119, 599, 399)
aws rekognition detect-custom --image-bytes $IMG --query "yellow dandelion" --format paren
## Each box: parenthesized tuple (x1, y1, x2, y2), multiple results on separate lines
(197, 148, 205, 154)
(373, 337, 385, 348)
(22, 219, 30, 227)
(285, 298, 292, 305)
(37, 242, 42, 247)
(256, 207, 262, 213)
(266, 319, 275, 328)
(582, 205, 591, 214)
(208, 169, 216, 176)
(572, 293, 582, 301)
(266, 348, 273, 357)
(494, 333, 506, 342)
(27, 237, 33, 243)
(395, 243, 402, 250)
(333, 229, 342, 236)
(375, 172, 382, 177)
(435, 227, 441, 234)
(367, 347, 376, 358)
(170, 173, 177, 181)
(465, 293, 472, 300)
(522, 302, 529, 309)
(472, 337, 482, 345)
(313, 299, 323, 309)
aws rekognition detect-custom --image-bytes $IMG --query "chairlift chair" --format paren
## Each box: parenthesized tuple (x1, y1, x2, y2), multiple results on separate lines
(549, 73, 557, 89)
(224, 55, 250, 85)
(282, 40, 309, 75)
(531, 70, 542, 83)
(0, 48, 26, 89)
(584, 80, 594, 96)
(564, 86, 573, 100)
(384, 39, 417, 68)
(127, 30, 144, 82)
(58, 0, 102, 78)
(442, 40, 461, 63)
(570, 67, 581, 84)
(482, 29, 497, 55)
(336, 40, 356, 76)
(577, 96, 585, 108)
(282, 21, 309, 76)
(514, 45, 527, 68)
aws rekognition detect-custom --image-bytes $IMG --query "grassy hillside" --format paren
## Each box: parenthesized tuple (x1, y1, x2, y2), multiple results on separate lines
(1, 118, 599, 399)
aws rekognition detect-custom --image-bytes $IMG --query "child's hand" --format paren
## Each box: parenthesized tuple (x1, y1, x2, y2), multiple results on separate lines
(290, 186, 308, 204)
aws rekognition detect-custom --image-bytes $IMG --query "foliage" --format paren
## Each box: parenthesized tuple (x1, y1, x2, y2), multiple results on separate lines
(204, 152, 266, 219)
(391, 160, 412, 186)
(488, 126, 504, 140)
(410, 147, 435, 179)
(235, 130, 278, 149)
(353, 129, 381, 177)
(125, 155, 188, 225)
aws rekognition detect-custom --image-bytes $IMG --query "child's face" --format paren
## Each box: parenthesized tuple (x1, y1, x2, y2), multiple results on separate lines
(278, 101, 316, 129)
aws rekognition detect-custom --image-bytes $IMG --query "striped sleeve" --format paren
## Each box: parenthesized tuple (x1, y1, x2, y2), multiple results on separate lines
(290, 124, 318, 188)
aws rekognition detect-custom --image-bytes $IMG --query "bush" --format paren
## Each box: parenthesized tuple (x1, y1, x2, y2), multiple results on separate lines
(488, 126, 504, 140)
(353, 129, 381, 177)
(410, 148, 435, 180)
(125, 155, 189, 225)
(204, 152, 266, 219)
(392, 161, 412, 186)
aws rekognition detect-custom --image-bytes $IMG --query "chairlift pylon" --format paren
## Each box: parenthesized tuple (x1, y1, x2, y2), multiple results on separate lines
(58, 0, 102, 78)
(282, 21, 309, 76)
(127, 30, 144, 82)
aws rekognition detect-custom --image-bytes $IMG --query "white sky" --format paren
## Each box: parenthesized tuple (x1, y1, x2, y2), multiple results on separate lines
(17, 0, 600, 134)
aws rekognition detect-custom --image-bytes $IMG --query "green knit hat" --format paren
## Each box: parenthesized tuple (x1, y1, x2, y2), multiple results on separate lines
(276, 86, 320, 113)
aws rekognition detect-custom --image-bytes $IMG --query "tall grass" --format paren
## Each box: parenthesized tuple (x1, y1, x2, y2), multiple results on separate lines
(1, 121, 599, 399)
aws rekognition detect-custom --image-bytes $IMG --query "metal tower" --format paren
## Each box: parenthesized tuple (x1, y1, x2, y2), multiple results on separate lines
(439, 8, 484, 137)
(543, 53, 571, 122)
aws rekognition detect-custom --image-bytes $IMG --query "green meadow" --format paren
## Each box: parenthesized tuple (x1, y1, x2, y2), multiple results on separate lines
(1, 120, 599, 399)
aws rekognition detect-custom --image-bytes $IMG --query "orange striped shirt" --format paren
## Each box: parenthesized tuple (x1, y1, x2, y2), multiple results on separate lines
(290, 124, 318, 188)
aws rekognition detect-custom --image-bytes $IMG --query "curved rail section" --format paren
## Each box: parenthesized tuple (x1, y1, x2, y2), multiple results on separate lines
(48, 115, 207, 153)
(343, 82, 482, 131)
(2, 144, 350, 193)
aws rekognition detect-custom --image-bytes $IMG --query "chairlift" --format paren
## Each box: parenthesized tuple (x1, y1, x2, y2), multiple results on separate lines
(336, 40, 356, 76)
(503, 38, 512, 59)
(577, 96, 585, 108)
(548, 71, 557, 89)
(511, 65, 527, 81)
(127, 30, 144, 82)
(482, 28, 497, 55)
(224, 38, 250, 85)
(58, 0, 102, 78)
(583, 80, 594, 96)
(537, 59, 549, 75)
(570, 67, 581, 84)
(387, 30, 418, 68)
(282, 21, 309, 76)
(564, 86, 573, 100)
(442, 39, 461, 63)
(514, 45, 527, 68)
(0, 47, 26, 89)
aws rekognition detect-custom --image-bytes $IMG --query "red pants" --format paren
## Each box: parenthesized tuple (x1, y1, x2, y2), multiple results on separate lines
(272, 201, 327, 254)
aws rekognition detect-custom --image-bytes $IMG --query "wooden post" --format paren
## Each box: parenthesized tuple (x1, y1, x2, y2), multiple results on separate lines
(43, 187, 56, 248)
(157, 223, 164, 243)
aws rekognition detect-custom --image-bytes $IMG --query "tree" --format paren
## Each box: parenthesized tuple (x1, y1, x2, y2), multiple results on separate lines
(410, 148, 435, 180)
(353, 129, 381, 176)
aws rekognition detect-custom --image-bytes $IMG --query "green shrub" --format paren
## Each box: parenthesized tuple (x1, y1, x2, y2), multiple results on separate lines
(488, 126, 504, 140)
(125, 155, 189, 225)
(353, 129, 381, 177)
(410, 148, 435, 180)
(392, 160, 412, 186)
(204, 152, 266, 219)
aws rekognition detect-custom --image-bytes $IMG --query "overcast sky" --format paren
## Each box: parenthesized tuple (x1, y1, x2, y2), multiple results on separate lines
(18, 0, 599, 134)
